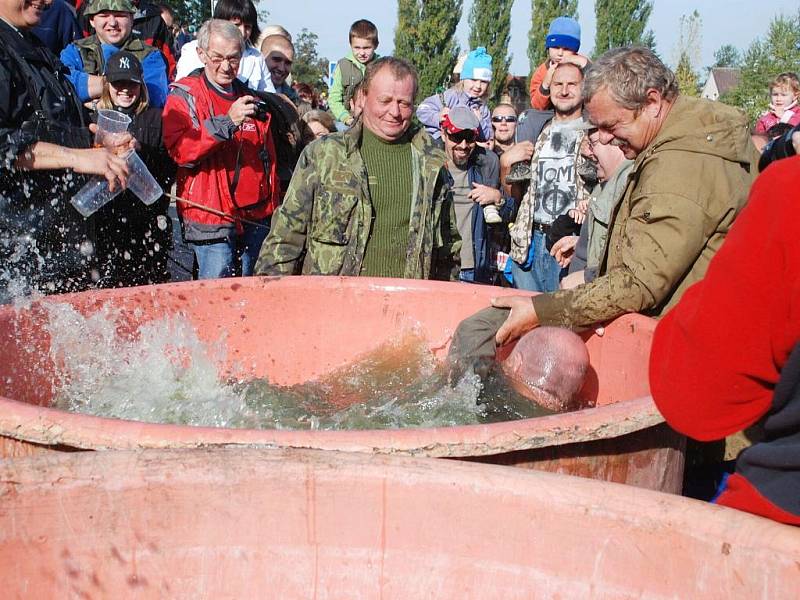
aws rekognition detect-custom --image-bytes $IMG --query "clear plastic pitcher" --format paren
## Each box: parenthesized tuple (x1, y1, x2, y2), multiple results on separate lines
(126, 151, 163, 206)
(70, 176, 125, 217)
(94, 109, 132, 147)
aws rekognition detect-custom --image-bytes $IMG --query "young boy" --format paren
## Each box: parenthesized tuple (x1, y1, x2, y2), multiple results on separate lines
(329, 19, 379, 126)
(260, 34, 299, 104)
(529, 16, 589, 110)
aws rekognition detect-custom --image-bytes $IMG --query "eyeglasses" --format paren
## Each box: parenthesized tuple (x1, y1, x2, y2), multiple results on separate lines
(448, 130, 477, 144)
(491, 115, 517, 123)
(205, 53, 241, 67)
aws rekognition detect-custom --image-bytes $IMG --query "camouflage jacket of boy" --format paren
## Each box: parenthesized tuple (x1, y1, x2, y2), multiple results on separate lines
(254, 121, 461, 280)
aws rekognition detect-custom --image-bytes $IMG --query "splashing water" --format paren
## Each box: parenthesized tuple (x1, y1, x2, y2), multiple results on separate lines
(46, 303, 548, 431)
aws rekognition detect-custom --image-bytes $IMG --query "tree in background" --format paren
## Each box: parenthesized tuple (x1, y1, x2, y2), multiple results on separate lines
(711, 44, 742, 68)
(292, 29, 330, 90)
(171, 0, 210, 31)
(593, 0, 654, 57)
(468, 0, 513, 104)
(722, 12, 800, 124)
(673, 10, 701, 97)
(527, 0, 578, 72)
(394, 0, 463, 99)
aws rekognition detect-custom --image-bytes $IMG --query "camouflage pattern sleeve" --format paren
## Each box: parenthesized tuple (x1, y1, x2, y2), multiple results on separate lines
(254, 145, 317, 275)
(430, 168, 462, 281)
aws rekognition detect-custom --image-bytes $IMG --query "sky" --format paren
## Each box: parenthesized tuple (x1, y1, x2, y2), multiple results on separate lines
(263, 0, 799, 76)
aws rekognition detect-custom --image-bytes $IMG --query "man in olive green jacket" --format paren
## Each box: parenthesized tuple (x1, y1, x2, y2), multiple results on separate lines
(453, 46, 758, 355)
(255, 57, 460, 281)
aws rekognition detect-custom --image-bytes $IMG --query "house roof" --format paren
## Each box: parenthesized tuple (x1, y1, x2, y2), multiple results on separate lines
(710, 68, 741, 96)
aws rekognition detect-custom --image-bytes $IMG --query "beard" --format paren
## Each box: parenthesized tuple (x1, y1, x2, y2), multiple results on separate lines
(577, 159, 599, 187)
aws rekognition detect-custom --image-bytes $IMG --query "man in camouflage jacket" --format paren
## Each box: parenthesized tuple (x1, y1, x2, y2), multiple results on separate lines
(255, 57, 460, 281)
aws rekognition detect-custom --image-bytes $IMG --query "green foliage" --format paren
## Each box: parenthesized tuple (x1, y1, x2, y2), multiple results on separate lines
(712, 44, 742, 68)
(171, 0, 210, 30)
(722, 13, 800, 124)
(393, 0, 463, 100)
(675, 52, 699, 97)
(527, 0, 578, 72)
(468, 0, 514, 103)
(291, 29, 330, 90)
(593, 0, 654, 57)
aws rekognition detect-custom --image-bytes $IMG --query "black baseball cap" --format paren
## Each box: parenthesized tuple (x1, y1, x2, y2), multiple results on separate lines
(104, 51, 144, 84)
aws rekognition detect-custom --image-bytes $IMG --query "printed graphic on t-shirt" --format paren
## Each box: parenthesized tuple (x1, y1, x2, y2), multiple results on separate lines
(532, 124, 579, 226)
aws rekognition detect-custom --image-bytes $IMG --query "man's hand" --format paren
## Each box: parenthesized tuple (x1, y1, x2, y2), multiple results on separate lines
(491, 295, 540, 346)
(228, 95, 257, 126)
(560, 269, 585, 290)
(550, 235, 577, 267)
(468, 182, 502, 206)
(89, 123, 137, 154)
(70, 147, 130, 191)
(499, 140, 534, 167)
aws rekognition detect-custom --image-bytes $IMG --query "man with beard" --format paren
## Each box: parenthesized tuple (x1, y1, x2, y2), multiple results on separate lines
(0, 0, 129, 300)
(441, 106, 507, 284)
(499, 62, 590, 292)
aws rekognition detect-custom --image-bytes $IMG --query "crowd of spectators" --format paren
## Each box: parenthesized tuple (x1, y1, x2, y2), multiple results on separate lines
(1, 1, 799, 525)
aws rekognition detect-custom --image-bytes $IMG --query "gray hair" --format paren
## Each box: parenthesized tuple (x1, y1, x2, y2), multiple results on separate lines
(584, 46, 678, 111)
(196, 19, 245, 54)
(362, 57, 418, 100)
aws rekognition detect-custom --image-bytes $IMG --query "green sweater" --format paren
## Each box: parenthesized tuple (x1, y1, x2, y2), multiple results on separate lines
(359, 127, 413, 278)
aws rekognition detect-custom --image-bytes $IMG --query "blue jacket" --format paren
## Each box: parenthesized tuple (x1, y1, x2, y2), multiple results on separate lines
(60, 37, 168, 107)
(31, 0, 80, 55)
(449, 147, 514, 283)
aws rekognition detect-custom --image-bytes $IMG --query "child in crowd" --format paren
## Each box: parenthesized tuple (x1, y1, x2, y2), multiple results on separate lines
(416, 47, 493, 142)
(754, 72, 800, 134)
(329, 19, 379, 126)
(529, 16, 589, 110)
(94, 51, 175, 288)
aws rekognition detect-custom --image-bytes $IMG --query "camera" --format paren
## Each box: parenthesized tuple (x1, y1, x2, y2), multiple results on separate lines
(759, 123, 798, 172)
(252, 99, 270, 121)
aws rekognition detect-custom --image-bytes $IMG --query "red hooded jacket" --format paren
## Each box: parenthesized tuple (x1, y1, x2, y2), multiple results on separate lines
(162, 70, 280, 242)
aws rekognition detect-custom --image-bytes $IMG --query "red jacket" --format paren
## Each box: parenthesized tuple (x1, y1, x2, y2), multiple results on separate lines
(650, 156, 800, 525)
(163, 71, 280, 242)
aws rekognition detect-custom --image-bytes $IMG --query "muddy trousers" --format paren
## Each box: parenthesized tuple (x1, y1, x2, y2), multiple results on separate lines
(449, 307, 511, 368)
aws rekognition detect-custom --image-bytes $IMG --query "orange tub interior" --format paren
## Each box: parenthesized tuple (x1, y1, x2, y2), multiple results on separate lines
(0, 277, 680, 492)
(0, 448, 796, 599)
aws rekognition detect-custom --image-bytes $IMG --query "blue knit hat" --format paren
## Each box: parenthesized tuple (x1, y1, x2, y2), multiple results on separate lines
(461, 47, 493, 82)
(545, 16, 581, 52)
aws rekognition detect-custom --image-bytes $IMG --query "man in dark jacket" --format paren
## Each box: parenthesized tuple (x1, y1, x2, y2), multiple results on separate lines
(0, 0, 129, 301)
(441, 106, 508, 284)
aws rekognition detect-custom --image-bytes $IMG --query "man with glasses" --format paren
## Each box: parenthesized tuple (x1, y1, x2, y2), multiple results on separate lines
(441, 107, 508, 284)
(163, 19, 280, 279)
(490, 104, 517, 158)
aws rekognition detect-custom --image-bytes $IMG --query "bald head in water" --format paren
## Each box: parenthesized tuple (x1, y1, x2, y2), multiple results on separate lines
(500, 327, 590, 412)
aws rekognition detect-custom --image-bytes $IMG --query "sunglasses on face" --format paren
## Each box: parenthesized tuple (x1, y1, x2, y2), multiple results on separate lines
(491, 115, 517, 123)
(448, 130, 477, 144)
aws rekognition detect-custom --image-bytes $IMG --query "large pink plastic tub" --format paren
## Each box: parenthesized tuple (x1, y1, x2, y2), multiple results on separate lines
(0, 277, 682, 491)
(0, 448, 796, 599)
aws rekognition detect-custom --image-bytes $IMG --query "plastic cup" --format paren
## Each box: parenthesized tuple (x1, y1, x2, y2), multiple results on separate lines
(70, 176, 124, 218)
(94, 109, 131, 149)
(126, 151, 163, 206)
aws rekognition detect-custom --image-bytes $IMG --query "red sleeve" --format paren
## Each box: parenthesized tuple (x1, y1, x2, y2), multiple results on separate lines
(649, 156, 800, 441)
(162, 88, 227, 166)
(529, 62, 551, 110)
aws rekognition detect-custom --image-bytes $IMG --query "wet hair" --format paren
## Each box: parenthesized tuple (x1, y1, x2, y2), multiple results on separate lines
(349, 19, 378, 46)
(769, 72, 800, 99)
(212, 0, 260, 45)
(197, 19, 245, 55)
(362, 56, 418, 99)
(584, 46, 678, 111)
